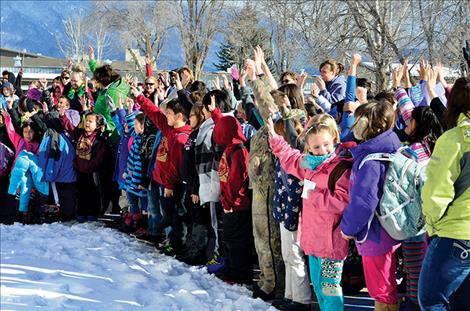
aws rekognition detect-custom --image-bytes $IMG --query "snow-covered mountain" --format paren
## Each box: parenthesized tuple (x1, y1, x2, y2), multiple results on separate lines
(0, 0, 221, 71)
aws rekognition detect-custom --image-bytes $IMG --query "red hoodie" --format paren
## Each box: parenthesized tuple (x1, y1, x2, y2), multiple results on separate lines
(212, 110, 251, 212)
(137, 95, 191, 189)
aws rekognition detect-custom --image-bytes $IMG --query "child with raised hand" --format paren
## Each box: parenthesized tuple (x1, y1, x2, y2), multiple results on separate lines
(267, 112, 355, 311)
(340, 101, 402, 311)
(133, 85, 192, 256)
(123, 97, 151, 229)
(393, 65, 444, 309)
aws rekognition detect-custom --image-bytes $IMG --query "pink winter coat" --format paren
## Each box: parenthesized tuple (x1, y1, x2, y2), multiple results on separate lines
(269, 134, 355, 260)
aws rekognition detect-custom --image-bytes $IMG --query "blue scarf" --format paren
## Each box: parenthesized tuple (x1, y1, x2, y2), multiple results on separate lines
(300, 149, 336, 171)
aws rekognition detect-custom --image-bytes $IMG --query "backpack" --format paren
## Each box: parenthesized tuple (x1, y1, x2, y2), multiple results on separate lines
(0, 143, 14, 177)
(358, 149, 427, 241)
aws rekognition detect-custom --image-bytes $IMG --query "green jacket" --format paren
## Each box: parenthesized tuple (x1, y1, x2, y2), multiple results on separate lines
(422, 113, 470, 239)
(89, 59, 130, 144)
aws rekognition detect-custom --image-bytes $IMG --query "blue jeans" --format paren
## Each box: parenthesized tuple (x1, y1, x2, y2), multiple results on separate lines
(147, 181, 163, 235)
(126, 190, 148, 214)
(418, 237, 470, 310)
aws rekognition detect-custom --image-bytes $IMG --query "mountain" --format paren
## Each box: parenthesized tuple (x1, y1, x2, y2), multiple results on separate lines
(0, 0, 221, 71)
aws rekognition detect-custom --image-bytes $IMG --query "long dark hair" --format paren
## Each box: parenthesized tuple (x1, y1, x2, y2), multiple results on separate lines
(445, 77, 470, 129)
(409, 106, 443, 154)
(277, 83, 305, 111)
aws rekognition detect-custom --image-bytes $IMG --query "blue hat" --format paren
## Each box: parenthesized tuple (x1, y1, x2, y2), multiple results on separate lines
(1, 82, 13, 89)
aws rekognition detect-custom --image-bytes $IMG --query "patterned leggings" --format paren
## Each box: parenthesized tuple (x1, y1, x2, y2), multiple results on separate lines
(308, 256, 344, 311)
(403, 237, 427, 304)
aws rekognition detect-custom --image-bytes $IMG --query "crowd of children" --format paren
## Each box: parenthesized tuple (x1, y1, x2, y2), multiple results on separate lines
(1, 44, 470, 311)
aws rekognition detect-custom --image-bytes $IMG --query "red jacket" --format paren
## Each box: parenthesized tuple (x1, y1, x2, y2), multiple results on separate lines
(212, 110, 251, 212)
(138, 95, 191, 189)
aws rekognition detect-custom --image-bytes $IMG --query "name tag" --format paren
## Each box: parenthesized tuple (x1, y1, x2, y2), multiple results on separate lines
(301, 179, 316, 199)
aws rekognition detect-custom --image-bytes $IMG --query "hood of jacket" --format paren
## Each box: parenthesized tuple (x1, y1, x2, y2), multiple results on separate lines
(350, 129, 401, 166)
(213, 116, 246, 147)
(457, 113, 470, 143)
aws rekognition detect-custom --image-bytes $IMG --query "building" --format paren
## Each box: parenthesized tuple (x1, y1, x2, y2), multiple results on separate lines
(0, 47, 139, 89)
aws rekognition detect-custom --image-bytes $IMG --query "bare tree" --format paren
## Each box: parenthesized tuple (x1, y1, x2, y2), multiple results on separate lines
(85, 12, 114, 62)
(94, 0, 172, 74)
(345, 0, 414, 90)
(256, 0, 301, 74)
(175, 0, 224, 80)
(215, 2, 273, 71)
(283, 0, 359, 69)
(55, 10, 87, 63)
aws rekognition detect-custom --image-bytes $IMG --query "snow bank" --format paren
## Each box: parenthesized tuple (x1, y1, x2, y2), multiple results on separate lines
(0, 222, 274, 311)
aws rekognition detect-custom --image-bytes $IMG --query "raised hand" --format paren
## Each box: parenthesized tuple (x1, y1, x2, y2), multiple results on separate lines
(125, 74, 133, 85)
(41, 101, 49, 113)
(352, 53, 362, 66)
(174, 75, 183, 91)
(221, 74, 230, 90)
(297, 71, 308, 87)
(39, 77, 48, 89)
(427, 67, 439, 99)
(126, 97, 135, 112)
(392, 66, 404, 88)
(208, 95, 216, 112)
(245, 59, 257, 81)
(310, 83, 320, 98)
(212, 76, 221, 90)
(418, 59, 430, 81)
(239, 70, 248, 88)
(144, 54, 154, 65)
(117, 96, 124, 110)
(315, 77, 326, 91)
(88, 45, 95, 61)
(253, 46, 264, 75)
(130, 85, 141, 99)
(79, 95, 89, 111)
(266, 108, 276, 138)
(106, 94, 116, 111)
(435, 62, 447, 87)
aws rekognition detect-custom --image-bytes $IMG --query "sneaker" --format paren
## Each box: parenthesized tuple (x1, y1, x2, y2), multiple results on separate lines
(252, 284, 275, 301)
(206, 255, 225, 274)
(279, 302, 311, 311)
(131, 227, 148, 238)
(162, 244, 183, 257)
(270, 299, 292, 309)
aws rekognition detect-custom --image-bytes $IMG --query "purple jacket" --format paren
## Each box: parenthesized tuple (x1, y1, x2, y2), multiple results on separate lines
(340, 129, 401, 256)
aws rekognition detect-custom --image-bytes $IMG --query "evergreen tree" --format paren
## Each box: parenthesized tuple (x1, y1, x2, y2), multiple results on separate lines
(214, 3, 274, 73)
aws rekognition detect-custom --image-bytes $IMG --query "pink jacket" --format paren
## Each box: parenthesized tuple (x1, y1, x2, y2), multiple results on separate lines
(269, 134, 355, 260)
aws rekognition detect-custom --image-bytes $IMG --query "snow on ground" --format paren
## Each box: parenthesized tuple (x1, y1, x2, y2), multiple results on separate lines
(0, 222, 275, 311)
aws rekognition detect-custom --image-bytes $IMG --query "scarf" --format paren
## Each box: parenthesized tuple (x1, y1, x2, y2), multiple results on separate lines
(300, 148, 336, 171)
(68, 85, 86, 100)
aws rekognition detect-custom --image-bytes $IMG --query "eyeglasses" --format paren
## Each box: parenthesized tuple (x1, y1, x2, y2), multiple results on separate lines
(61, 76, 70, 80)
(281, 80, 290, 84)
(145, 83, 155, 86)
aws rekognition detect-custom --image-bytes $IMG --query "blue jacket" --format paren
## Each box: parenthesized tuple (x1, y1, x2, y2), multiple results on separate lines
(38, 133, 76, 183)
(8, 150, 49, 212)
(340, 129, 401, 256)
(319, 75, 346, 105)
